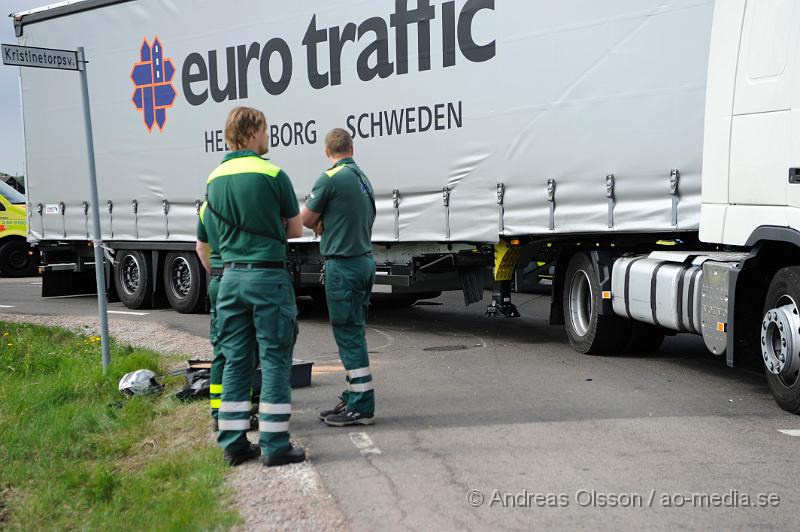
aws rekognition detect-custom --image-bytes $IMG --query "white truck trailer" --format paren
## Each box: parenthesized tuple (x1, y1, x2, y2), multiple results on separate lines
(11, 0, 800, 413)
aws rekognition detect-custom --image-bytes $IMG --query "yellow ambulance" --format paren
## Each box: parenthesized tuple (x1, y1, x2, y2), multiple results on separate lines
(0, 180, 37, 277)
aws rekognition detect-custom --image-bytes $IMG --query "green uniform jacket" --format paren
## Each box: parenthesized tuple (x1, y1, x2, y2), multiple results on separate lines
(205, 150, 299, 263)
(196, 202, 223, 270)
(306, 157, 375, 258)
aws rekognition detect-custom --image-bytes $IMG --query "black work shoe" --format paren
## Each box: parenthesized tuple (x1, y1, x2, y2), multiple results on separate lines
(264, 446, 306, 467)
(318, 396, 346, 421)
(224, 443, 261, 466)
(324, 411, 375, 427)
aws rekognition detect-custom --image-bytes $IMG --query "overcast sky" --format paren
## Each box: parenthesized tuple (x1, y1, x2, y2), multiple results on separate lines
(1, 0, 47, 176)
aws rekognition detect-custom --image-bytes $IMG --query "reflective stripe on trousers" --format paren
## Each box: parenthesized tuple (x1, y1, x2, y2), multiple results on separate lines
(259, 403, 292, 415)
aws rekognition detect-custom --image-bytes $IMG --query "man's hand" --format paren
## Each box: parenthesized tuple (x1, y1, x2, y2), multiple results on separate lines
(285, 214, 303, 239)
(195, 241, 212, 273)
(313, 219, 324, 236)
(301, 206, 323, 232)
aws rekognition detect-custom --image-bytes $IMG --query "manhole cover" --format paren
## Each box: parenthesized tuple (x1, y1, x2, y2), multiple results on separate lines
(423, 345, 468, 352)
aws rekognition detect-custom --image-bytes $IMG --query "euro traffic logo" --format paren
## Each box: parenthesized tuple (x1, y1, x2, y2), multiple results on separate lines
(126, 1, 495, 127)
(131, 37, 177, 132)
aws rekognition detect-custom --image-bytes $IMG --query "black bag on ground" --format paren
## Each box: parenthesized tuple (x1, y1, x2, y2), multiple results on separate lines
(175, 368, 211, 401)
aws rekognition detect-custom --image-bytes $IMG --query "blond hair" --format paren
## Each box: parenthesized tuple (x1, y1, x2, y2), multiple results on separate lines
(225, 107, 266, 150)
(325, 128, 354, 157)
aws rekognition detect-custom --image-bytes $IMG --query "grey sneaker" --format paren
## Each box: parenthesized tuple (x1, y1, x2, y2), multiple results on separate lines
(324, 411, 375, 427)
(318, 396, 346, 421)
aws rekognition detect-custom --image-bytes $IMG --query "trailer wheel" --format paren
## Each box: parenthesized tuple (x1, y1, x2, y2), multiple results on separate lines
(563, 252, 630, 354)
(0, 239, 38, 277)
(163, 252, 207, 314)
(623, 323, 665, 355)
(761, 267, 800, 414)
(114, 250, 152, 309)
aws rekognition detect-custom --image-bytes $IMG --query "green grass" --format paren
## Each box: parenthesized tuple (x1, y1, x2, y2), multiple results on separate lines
(0, 321, 239, 530)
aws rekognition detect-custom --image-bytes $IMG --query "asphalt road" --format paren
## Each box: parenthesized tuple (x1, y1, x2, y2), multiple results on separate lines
(1, 277, 799, 531)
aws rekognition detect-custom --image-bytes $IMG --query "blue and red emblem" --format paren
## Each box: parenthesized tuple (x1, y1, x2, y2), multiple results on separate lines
(131, 37, 177, 132)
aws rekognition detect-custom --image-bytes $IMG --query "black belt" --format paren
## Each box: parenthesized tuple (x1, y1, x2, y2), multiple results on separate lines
(224, 262, 285, 270)
(324, 253, 372, 261)
(210, 267, 224, 277)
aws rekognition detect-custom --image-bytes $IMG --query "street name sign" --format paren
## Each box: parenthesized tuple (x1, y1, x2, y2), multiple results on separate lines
(2, 44, 79, 71)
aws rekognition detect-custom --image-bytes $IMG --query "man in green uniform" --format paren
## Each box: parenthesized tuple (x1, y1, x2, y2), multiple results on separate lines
(302, 129, 377, 427)
(204, 107, 305, 467)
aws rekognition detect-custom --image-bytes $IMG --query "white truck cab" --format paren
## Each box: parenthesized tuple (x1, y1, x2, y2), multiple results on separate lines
(702, 0, 800, 245)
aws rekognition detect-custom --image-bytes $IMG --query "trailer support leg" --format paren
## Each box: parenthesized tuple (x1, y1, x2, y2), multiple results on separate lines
(486, 280, 520, 318)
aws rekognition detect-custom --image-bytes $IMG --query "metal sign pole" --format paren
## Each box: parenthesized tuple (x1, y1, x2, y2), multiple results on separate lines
(77, 47, 111, 372)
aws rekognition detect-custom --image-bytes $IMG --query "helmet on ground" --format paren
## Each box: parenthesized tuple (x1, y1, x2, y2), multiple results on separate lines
(118, 369, 163, 396)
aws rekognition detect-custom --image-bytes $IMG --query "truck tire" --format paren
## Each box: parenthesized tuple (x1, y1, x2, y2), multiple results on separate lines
(623, 323, 665, 355)
(761, 267, 800, 414)
(163, 251, 207, 314)
(114, 250, 152, 309)
(0, 239, 38, 277)
(563, 252, 631, 354)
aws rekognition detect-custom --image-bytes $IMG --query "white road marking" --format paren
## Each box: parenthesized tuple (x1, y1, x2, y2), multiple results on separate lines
(0, 305, 15, 308)
(349, 432, 381, 455)
(778, 430, 800, 437)
(368, 327, 395, 351)
(107, 310, 149, 316)
(30, 282, 42, 286)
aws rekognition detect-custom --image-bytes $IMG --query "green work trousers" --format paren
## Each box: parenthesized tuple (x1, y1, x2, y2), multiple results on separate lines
(216, 267, 297, 458)
(209, 275, 258, 421)
(325, 255, 376, 414)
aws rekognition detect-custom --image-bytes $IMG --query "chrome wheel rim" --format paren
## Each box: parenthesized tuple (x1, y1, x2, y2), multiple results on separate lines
(120, 254, 141, 296)
(762, 295, 800, 388)
(169, 256, 192, 300)
(569, 270, 593, 337)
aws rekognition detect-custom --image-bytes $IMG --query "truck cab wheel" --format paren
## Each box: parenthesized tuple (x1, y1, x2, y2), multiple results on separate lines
(761, 266, 800, 414)
(563, 252, 631, 354)
(113, 250, 152, 309)
(0, 240, 38, 277)
(163, 251, 206, 314)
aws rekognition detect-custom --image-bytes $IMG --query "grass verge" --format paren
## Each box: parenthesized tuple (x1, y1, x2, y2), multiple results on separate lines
(0, 321, 238, 530)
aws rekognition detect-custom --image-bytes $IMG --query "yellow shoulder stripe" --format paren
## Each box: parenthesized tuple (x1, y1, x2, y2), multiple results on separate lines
(325, 165, 346, 178)
(199, 201, 207, 222)
(207, 157, 282, 184)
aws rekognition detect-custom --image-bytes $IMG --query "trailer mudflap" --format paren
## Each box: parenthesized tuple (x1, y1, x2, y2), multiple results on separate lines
(590, 250, 616, 316)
